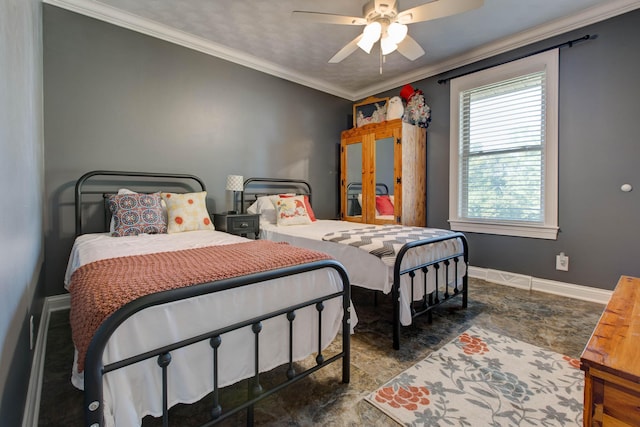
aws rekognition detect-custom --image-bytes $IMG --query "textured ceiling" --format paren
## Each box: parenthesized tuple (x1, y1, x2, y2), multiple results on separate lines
(46, 0, 640, 100)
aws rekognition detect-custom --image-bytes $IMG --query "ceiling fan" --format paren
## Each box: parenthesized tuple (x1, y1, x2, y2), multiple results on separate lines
(292, 0, 484, 63)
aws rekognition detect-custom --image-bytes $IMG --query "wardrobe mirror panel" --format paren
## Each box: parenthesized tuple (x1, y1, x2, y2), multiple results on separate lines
(375, 136, 395, 220)
(345, 142, 363, 218)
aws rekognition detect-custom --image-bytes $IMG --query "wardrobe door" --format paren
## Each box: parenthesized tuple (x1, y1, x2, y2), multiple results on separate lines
(341, 136, 365, 222)
(373, 135, 397, 224)
(370, 120, 400, 224)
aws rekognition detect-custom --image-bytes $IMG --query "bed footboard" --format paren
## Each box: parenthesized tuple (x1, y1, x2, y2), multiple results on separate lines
(83, 260, 351, 427)
(391, 232, 468, 350)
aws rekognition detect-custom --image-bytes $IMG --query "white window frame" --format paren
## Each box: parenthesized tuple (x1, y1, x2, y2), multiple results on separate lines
(449, 49, 559, 240)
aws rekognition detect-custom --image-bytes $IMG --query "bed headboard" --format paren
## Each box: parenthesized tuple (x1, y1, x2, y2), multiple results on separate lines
(241, 178, 312, 213)
(75, 170, 207, 236)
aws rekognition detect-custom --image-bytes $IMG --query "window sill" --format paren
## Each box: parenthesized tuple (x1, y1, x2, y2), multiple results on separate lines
(449, 219, 558, 240)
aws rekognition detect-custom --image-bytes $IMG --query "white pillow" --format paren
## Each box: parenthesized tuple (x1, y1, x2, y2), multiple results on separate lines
(247, 196, 278, 224)
(246, 194, 296, 224)
(275, 195, 312, 226)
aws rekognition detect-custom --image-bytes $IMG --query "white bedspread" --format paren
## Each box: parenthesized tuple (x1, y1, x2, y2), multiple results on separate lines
(260, 220, 466, 326)
(65, 230, 352, 427)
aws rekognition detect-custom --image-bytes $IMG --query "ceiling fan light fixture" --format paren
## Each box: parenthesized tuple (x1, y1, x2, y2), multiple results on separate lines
(295, 0, 484, 64)
(380, 35, 398, 55)
(356, 37, 376, 54)
(357, 21, 382, 53)
(387, 22, 408, 44)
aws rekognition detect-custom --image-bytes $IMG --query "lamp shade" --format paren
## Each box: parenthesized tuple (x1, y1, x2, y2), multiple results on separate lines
(225, 175, 244, 192)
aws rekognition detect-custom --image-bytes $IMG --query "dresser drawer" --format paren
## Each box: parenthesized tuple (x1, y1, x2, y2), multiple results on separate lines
(227, 216, 258, 234)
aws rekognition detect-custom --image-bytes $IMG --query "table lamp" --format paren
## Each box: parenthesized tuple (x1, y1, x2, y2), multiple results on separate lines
(225, 174, 243, 214)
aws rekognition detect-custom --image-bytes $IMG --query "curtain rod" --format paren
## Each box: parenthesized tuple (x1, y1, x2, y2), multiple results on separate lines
(437, 34, 596, 85)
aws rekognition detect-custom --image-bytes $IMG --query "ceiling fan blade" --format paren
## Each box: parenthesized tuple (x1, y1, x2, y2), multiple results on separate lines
(291, 11, 366, 25)
(329, 34, 363, 63)
(397, 35, 425, 61)
(397, 0, 483, 24)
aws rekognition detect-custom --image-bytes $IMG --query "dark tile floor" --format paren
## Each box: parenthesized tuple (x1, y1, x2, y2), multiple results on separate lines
(38, 279, 604, 426)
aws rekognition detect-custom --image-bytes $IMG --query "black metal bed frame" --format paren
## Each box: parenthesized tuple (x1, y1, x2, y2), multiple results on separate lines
(74, 171, 351, 427)
(242, 177, 468, 350)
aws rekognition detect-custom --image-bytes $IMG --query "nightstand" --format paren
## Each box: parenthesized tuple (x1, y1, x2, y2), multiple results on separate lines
(213, 212, 260, 239)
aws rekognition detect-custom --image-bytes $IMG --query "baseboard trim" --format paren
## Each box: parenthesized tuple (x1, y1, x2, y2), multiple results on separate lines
(468, 266, 611, 304)
(22, 294, 70, 427)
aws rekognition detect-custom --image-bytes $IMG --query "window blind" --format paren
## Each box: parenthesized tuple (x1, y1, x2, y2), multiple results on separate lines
(459, 71, 546, 223)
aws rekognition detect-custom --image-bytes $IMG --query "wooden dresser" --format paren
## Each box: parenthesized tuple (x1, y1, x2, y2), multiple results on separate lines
(580, 275, 640, 426)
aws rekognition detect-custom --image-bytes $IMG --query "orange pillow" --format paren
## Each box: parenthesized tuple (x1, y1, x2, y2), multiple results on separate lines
(375, 195, 394, 216)
(279, 194, 316, 221)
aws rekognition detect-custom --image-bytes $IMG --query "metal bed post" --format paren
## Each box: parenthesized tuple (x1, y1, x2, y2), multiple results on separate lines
(392, 232, 469, 350)
(210, 336, 222, 420)
(316, 302, 325, 364)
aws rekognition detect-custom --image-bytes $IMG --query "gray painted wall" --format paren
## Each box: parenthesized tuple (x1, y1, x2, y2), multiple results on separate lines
(379, 10, 640, 290)
(43, 6, 352, 296)
(0, 0, 45, 423)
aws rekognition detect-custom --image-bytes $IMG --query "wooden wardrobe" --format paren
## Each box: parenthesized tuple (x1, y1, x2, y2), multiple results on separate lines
(340, 118, 426, 226)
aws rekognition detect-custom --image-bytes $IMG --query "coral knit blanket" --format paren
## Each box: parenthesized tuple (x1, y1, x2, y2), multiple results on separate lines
(69, 240, 333, 372)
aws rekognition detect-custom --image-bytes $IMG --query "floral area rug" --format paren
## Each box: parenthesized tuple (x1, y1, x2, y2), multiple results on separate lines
(365, 326, 584, 426)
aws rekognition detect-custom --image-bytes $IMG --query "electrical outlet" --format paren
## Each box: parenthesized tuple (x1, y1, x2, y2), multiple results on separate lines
(556, 252, 569, 271)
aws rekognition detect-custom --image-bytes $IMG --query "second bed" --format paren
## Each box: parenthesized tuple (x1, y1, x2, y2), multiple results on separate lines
(243, 178, 469, 349)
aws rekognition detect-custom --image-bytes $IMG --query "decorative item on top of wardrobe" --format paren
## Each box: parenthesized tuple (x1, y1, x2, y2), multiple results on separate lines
(354, 96, 389, 127)
(400, 84, 431, 128)
(386, 96, 404, 120)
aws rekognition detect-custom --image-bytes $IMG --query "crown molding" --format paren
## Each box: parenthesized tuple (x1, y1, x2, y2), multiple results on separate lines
(44, 0, 640, 101)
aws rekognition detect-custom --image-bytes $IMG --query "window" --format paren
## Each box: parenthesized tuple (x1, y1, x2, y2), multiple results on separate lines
(449, 49, 559, 239)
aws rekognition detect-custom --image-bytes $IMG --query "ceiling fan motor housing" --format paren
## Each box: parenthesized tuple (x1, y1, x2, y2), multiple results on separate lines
(363, 0, 399, 23)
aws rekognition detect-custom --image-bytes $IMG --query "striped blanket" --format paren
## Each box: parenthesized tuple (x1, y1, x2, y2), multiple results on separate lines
(322, 225, 455, 265)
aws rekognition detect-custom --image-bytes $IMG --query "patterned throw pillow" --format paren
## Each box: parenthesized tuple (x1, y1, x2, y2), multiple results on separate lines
(278, 194, 317, 221)
(108, 192, 167, 237)
(161, 191, 214, 233)
(109, 188, 169, 233)
(275, 195, 312, 226)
